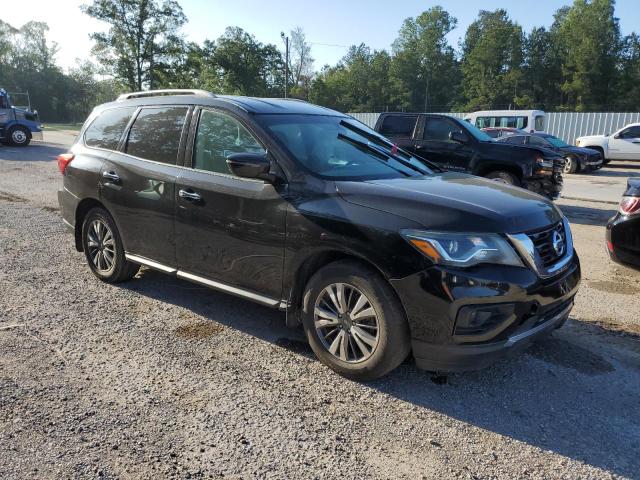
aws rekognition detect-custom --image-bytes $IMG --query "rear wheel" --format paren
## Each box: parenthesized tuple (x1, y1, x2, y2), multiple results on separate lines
(7, 126, 30, 146)
(486, 170, 519, 186)
(81, 207, 139, 283)
(302, 260, 411, 381)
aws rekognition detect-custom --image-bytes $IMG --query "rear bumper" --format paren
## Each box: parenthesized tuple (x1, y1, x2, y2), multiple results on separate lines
(607, 213, 640, 269)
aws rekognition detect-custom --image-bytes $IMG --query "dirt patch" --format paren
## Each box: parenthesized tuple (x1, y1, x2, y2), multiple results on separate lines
(174, 321, 223, 339)
(591, 319, 640, 338)
(528, 337, 615, 375)
(0, 191, 27, 203)
(41, 206, 59, 213)
(588, 279, 640, 295)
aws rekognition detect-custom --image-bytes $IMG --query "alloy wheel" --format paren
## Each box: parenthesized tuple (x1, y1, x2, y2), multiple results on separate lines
(314, 283, 380, 363)
(563, 157, 573, 174)
(86, 219, 116, 274)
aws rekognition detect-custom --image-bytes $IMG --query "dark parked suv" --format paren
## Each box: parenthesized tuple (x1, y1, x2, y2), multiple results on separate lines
(58, 90, 581, 380)
(374, 112, 565, 199)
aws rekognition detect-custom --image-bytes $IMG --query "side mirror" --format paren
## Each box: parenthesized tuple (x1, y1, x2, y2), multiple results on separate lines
(226, 152, 274, 182)
(449, 131, 468, 144)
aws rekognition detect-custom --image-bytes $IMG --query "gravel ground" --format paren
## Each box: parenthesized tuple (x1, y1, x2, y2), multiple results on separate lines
(1, 141, 640, 479)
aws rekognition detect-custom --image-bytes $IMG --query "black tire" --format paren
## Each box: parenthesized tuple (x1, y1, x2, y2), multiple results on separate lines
(7, 126, 31, 146)
(301, 260, 411, 381)
(563, 155, 578, 174)
(485, 170, 519, 186)
(81, 207, 139, 283)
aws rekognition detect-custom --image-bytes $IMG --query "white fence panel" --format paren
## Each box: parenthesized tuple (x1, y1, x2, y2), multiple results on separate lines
(348, 111, 640, 144)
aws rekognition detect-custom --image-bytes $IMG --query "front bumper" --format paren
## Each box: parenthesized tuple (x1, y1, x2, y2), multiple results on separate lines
(390, 254, 581, 372)
(525, 173, 563, 200)
(582, 156, 603, 169)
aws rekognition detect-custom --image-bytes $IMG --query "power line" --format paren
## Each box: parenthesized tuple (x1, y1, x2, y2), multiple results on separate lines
(308, 42, 350, 48)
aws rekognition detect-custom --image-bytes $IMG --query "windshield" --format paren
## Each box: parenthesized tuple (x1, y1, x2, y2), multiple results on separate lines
(545, 136, 569, 148)
(257, 115, 433, 180)
(464, 121, 494, 142)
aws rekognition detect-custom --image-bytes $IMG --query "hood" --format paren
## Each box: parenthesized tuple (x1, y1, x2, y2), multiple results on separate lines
(485, 140, 561, 159)
(336, 172, 562, 234)
(562, 145, 602, 157)
(577, 134, 606, 142)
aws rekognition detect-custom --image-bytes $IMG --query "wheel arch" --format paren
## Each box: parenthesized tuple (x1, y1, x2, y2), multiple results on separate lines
(474, 162, 524, 180)
(74, 197, 107, 251)
(284, 249, 398, 328)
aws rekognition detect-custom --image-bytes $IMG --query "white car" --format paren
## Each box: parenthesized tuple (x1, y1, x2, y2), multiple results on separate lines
(576, 123, 640, 163)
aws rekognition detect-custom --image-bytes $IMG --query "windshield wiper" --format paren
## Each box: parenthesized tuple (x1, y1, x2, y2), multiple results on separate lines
(340, 120, 442, 172)
(337, 133, 414, 177)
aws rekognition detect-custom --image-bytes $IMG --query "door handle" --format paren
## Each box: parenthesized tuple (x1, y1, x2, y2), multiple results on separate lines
(178, 189, 202, 202)
(102, 171, 120, 183)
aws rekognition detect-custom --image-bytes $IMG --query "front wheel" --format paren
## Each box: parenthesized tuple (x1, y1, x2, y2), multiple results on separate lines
(563, 155, 578, 174)
(302, 260, 411, 381)
(7, 126, 30, 146)
(81, 207, 139, 283)
(486, 170, 519, 186)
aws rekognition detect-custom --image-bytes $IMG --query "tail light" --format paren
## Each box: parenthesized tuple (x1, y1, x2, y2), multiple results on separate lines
(57, 153, 75, 174)
(619, 196, 640, 216)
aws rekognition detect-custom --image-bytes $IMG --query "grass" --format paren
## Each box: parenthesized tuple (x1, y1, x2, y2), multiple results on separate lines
(43, 123, 83, 132)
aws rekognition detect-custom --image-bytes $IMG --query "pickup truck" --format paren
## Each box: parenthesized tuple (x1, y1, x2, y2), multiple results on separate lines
(576, 123, 640, 164)
(0, 88, 43, 146)
(373, 113, 564, 199)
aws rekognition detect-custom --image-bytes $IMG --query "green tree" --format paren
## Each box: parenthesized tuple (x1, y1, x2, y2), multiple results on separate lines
(460, 9, 525, 111)
(390, 6, 460, 112)
(211, 27, 283, 96)
(554, 0, 622, 110)
(288, 27, 314, 99)
(82, 0, 187, 91)
(618, 33, 640, 110)
(309, 45, 392, 112)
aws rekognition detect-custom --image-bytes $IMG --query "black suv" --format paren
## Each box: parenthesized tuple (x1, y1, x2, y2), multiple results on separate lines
(374, 113, 565, 199)
(58, 90, 581, 380)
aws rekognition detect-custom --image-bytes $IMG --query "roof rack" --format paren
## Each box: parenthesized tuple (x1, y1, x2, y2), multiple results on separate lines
(116, 89, 216, 101)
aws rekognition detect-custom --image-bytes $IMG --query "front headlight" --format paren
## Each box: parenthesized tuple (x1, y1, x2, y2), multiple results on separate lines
(401, 230, 524, 268)
(535, 154, 554, 169)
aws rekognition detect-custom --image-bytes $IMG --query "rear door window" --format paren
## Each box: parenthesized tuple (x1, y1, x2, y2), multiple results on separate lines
(125, 106, 188, 164)
(84, 107, 136, 150)
(379, 115, 418, 137)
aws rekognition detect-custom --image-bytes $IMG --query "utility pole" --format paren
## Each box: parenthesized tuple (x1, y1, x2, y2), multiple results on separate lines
(281, 32, 289, 98)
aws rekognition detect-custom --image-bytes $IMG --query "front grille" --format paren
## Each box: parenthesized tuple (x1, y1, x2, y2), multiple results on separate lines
(527, 221, 566, 267)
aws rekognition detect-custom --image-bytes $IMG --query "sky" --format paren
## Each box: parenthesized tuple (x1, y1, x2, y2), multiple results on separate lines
(4, 0, 640, 72)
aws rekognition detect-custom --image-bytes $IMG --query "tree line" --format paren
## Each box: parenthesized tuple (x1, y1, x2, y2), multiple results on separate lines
(1, 0, 638, 122)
